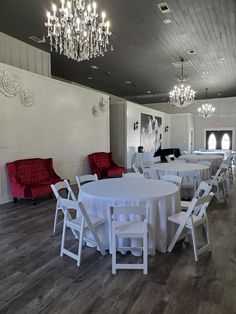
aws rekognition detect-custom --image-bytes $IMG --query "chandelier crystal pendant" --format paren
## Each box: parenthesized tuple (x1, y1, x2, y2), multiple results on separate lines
(169, 59, 195, 107)
(198, 88, 215, 118)
(45, 0, 113, 62)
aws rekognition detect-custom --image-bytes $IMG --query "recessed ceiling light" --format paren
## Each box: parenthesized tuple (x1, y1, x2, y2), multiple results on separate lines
(124, 81, 132, 85)
(218, 57, 225, 61)
(90, 65, 100, 69)
(202, 70, 209, 75)
(146, 91, 152, 94)
(217, 93, 222, 96)
(163, 18, 171, 24)
(88, 77, 93, 80)
(157, 3, 171, 13)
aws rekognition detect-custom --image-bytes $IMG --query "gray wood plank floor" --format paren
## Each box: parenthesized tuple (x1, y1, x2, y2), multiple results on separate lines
(0, 175, 236, 314)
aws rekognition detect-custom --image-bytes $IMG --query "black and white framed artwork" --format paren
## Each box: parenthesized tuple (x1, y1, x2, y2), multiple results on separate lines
(140, 113, 162, 153)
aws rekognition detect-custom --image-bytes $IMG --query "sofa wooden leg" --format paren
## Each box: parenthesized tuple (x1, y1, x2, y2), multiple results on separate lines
(13, 197, 18, 204)
(33, 199, 37, 206)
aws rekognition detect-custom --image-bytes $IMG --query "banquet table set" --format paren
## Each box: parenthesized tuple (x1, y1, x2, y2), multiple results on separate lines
(79, 178, 180, 254)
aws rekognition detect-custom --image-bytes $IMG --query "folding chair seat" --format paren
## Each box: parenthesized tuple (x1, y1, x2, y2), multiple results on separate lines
(110, 205, 149, 274)
(51, 181, 77, 235)
(167, 193, 214, 262)
(181, 181, 212, 210)
(56, 186, 106, 266)
(159, 174, 183, 188)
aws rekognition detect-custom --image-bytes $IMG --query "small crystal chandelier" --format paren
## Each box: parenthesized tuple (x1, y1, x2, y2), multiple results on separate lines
(198, 88, 215, 118)
(169, 59, 195, 107)
(45, 0, 113, 62)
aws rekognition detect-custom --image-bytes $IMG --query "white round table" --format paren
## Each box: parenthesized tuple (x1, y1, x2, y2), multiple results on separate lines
(154, 162, 210, 185)
(79, 178, 181, 254)
(178, 154, 223, 173)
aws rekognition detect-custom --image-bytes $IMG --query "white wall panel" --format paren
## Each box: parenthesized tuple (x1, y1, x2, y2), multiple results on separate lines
(0, 63, 109, 204)
(0, 32, 51, 77)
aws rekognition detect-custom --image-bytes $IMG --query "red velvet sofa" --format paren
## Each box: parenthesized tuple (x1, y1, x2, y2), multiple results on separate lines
(88, 152, 125, 179)
(6, 158, 63, 205)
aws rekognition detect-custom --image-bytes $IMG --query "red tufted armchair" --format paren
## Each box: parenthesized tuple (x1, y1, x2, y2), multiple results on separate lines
(88, 152, 125, 179)
(6, 158, 63, 205)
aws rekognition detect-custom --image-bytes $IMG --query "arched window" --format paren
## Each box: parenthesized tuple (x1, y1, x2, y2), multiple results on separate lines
(221, 133, 230, 150)
(208, 133, 216, 150)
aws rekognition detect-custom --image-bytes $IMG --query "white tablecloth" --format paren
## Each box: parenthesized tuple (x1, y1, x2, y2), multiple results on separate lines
(79, 178, 180, 254)
(178, 154, 223, 173)
(132, 152, 154, 168)
(154, 162, 210, 186)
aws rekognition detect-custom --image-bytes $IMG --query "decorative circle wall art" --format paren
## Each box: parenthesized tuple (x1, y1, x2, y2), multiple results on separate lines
(92, 105, 100, 117)
(19, 89, 34, 107)
(98, 96, 109, 113)
(0, 70, 20, 97)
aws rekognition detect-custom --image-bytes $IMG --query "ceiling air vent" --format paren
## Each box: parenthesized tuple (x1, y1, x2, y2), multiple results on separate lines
(157, 3, 171, 13)
(172, 60, 193, 68)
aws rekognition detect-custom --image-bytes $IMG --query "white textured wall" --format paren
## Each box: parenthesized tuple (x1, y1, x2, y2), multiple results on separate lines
(0, 63, 109, 204)
(0, 32, 51, 77)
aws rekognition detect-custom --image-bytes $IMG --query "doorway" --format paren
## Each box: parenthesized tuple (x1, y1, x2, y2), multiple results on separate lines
(205, 130, 233, 150)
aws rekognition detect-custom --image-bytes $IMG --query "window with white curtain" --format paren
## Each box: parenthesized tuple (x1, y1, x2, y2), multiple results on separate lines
(221, 133, 230, 150)
(208, 133, 217, 150)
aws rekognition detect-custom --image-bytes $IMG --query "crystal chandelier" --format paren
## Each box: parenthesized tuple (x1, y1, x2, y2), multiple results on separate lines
(45, 0, 113, 62)
(198, 88, 215, 118)
(169, 59, 195, 107)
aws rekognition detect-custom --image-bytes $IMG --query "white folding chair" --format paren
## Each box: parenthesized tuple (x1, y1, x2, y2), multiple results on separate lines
(180, 170, 197, 196)
(132, 163, 141, 174)
(207, 162, 229, 202)
(181, 181, 212, 210)
(51, 181, 77, 235)
(167, 193, 214, 262)
(160, 174, 183, 188)
(140, 162, 158, 179)
(76, 174, 98, 189)
(58, 197, 106, 266)
(110, 205, 149, 275)
(122, 173, 144, 179)
(225, 154, 234, 182)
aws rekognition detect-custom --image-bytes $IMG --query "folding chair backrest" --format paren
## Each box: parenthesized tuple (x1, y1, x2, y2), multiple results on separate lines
(51, 181, 76, 202)
(193, 192, 214, 217)
(110, 205, 149, 220)
(160, 175, 183, 188)
(76, 174, 98, 189)
(185, 192, 214, 220)
(122, 173, 144, 179)
(180, 170, 197, 190)
(132, 163, 141, 174)
(193, 181, 211, 199)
